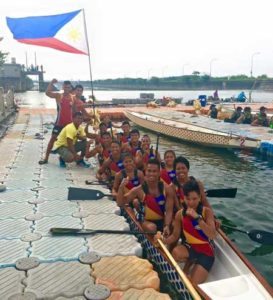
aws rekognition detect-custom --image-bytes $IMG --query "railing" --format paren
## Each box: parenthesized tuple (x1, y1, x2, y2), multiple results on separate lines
(0, 88, 16, 118)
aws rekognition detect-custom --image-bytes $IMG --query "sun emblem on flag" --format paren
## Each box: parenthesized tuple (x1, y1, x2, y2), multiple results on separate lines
(67, 27, 81, 42)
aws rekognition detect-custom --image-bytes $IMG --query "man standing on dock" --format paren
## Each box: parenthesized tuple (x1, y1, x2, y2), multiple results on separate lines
(39, 79, 74, 165)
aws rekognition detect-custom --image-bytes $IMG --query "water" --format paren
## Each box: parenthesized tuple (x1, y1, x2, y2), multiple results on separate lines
(15, 89, 273, 109)
(15, 91, 273, 288)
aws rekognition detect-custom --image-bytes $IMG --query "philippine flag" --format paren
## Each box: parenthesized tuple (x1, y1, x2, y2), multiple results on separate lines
(6, 10, 88, 55)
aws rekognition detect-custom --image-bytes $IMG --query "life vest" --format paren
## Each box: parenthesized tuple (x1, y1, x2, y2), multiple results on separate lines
(109, 155, 124, 178)
(182, 204, 214, 257)
(120, 134, 130, 144)
(243, 112, 252, 124)
(141, 147, 155, 165)
(130, 141, 142, 156)
(98, 147, 111, 166)
(142, 181, 166, 221)
(55, 94, 74, 127)
(121, 169, 140, 192)
(160, 168, 176, 185)
(258, 113, 269, 127)
(173, 176, 196, 205)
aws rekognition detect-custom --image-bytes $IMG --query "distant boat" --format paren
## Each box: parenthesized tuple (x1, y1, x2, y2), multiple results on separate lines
(126, 111, 260, 149)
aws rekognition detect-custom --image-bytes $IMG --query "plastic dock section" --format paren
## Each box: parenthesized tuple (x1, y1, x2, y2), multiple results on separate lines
(0, 110, 171, 299)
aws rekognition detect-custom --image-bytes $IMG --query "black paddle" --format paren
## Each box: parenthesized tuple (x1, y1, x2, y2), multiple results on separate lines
(50, 227, 156, 235)
(205, 188, 237, 198)
(68, 187, 237, 201)
(221, 224, 273, 245)
(155, 133, 160, 157)
(68, 187, 111, 200)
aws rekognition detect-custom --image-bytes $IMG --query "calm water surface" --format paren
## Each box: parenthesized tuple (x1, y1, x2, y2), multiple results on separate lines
(16, 91, 273, 288)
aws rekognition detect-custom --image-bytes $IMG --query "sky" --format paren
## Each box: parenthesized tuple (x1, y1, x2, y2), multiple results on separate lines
(1, 0, 273, 81)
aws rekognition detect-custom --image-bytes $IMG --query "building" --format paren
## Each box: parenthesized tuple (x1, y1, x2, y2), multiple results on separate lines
(0, 58, 33, 92)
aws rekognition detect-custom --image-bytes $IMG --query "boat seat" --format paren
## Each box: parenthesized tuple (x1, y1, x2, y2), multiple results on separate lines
(199, 274, 272, 300)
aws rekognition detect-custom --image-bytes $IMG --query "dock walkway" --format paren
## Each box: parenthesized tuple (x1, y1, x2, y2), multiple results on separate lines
(0, 109, 170, 299)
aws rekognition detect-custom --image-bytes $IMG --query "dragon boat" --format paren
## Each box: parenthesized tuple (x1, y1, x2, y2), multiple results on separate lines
(123, 207, 273, 300)
(125, 111, 261, 150)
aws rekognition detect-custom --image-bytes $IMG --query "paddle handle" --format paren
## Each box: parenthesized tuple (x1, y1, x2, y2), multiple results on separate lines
(50, 228, 156, 235)
(221, 224, 248, 234)
(157, 239, 202, 300)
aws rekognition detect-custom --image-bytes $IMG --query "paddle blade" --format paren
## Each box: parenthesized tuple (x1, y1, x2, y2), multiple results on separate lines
(206, 188, 237, 198)
(68, 187, 107, 200)
(248, 230, 273, 245)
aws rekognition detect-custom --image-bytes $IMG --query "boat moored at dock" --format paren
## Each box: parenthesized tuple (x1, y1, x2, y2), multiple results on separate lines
(126, 110, 261, 150)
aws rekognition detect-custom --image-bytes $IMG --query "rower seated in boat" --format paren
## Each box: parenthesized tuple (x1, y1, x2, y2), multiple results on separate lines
(112, 152, 144, 198)
(163, 180, 216, 285)
(85, 132, 111, 165)
(172, 156, 212, 212)
(122, 129, 142, 156)
(117, 158, 175, 237)
(97, 140, 124, 183)
(135, 135, 161, 170)
(160, 150, 176, 185)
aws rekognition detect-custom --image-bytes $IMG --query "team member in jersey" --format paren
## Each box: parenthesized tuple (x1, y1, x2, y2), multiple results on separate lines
(160, 150, 176, 185)
(119, 121, 131, 144)
(117, 159, 175, 237)
(39, 79, 74, 165)
(163, 180, 216, 284)
(112, 152, 144, 198)
(172, 156, 212, 212)
(85, 131, 112, 165)
(97, 141, 124, 182)
(122, 129, 142, 156)
(73, 84, 91, 121)
(52, 112, 89, 168)
(135, 135, 160, 170)
(85, 122, 108, 145)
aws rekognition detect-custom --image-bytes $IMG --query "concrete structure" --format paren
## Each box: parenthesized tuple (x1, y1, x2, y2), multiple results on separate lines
(0, 63, 33, 92)
(0, 88, 16, 123)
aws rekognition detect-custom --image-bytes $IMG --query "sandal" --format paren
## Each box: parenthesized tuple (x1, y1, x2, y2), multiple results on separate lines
(38, 159, 48, 165)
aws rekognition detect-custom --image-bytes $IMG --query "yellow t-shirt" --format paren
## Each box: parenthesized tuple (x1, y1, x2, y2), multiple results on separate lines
(53, 123, 85, 149)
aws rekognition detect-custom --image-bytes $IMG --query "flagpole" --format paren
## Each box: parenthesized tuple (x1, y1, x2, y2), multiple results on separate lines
(82, 8, 95, 115)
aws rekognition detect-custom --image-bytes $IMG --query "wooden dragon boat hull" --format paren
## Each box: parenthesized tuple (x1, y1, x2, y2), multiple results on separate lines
(125, 111, 260, 150)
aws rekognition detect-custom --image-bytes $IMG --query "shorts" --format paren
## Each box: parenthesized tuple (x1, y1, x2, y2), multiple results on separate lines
(187, 246, 214, 272)
(55, 140, 87, 161)
(52, 125, 63, 136)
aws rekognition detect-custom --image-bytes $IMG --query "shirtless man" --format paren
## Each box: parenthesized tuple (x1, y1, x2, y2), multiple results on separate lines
(39, 79, 74, 165)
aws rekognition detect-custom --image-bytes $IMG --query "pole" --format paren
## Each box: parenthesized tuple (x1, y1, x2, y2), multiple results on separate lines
(82, 8, 95, 115)
(34, 52, 37, 68)
(250, 52, 260, 78)
(25, 52, 28, 69)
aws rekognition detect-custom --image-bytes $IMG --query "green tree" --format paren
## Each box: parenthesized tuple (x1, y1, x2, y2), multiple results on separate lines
(192, 71, 200, 76)
(0, 51, 8, 67)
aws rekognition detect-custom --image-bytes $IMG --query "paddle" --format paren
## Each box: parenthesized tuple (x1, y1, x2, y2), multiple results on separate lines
(157, 239, 201, 300)
(205, 188, 237, 198)
(68, 187, 111, 200)
(85, 180, 109, 186)
(155, 133, 160, 157)
(50, 227, 156, 235)
(221, 224, 273, 245)
(68, 186, 237, 201)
